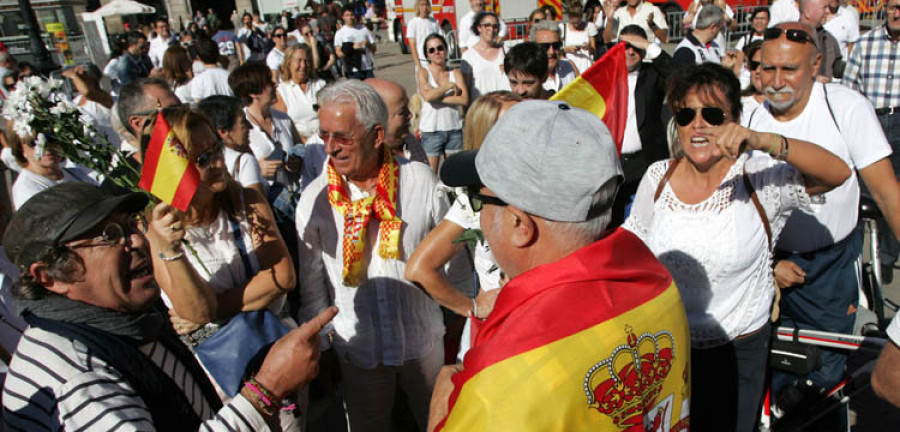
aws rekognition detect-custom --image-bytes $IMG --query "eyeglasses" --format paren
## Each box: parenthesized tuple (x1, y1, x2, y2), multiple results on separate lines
(468, 189, 508, 212)
(427, 45, 446, 54)
(624, 43, 646, 56)
(194, 141, 224, 169)
(763, 27, 816, 45)
(674, 106, 726, 127)
(479, 23, 501, 29)
(69, 218, 140, 249)
(748, 60, 761, 70)
(538, 41, 563, 51)
(320, 126, 371, 146)
(532, 18, 543, 23)
(273, 33, 285, 38)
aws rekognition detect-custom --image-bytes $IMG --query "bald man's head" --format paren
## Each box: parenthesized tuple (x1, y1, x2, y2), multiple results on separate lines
(758, 22, 821, 118)
(365, 78, 412, 149)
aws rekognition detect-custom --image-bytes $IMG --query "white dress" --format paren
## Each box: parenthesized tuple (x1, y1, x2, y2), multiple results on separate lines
(624, 154, 811, 348)
(277, 79, 326, 138)
(460, 48, 509, 101)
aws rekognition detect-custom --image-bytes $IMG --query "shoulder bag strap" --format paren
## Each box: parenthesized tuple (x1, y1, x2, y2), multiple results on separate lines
(822, 84, 841, 133)
(229, 189, 254, 280)
(654, 157, 681, 202)
(742, 168, 772, 249)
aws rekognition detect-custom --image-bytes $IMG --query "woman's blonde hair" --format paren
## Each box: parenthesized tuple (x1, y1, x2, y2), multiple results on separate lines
(463, 91, 523, 151)
(415, 0, 432, 18)
(280, 43, 317, 83)
(140, 106, 244, 218)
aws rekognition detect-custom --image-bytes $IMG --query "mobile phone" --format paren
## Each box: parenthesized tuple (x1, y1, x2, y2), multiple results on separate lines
(267, 148, 286, 161)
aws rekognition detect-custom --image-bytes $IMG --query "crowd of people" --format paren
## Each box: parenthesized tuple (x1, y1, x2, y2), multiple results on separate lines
(0, 0, 897, 430)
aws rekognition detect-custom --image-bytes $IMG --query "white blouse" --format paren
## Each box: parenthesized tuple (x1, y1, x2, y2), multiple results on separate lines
(277, 79, 326, 138)
(245, 107, 297, 160)
(624, 153, 811, 348)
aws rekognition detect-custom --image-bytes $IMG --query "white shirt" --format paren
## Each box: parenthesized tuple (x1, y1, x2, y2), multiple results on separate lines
(334, 25, 376, 72)
(266, 47, 285, 72)
(405, 17, 443, 66)
(460, 48, 509, 100)
(622, 70, 642, 154)
(561, 22, 599, 73)
(457, 11, 508, 49)
(611, 2, 669, 43)
(675, 34, 721, 65)
(173, 80, 193, 104)
(543, 59, 578, 94)
(224, 146, 266, 191)
(12, 167, 97, 210)
(190, 65, 234, 101)
(277, 79, 326, 138)
(734, 33, 764, 52)
(769, 0, 800, 27)
(75, 96, 122, 150)
(296, 158, 469, 368)
(246, 107, 297, 161)
(742, 82, 891, 252)
(418, 68, 463, 133)
(625, 154, 811, 347)
(823, 8, 860, 60)
(148, 34, 174, 69)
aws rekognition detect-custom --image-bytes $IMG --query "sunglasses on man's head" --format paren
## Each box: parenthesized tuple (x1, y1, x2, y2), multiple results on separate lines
(763, 27, 816, 45)
(674, 107, 726, 127)
(427, 45, 446, 54)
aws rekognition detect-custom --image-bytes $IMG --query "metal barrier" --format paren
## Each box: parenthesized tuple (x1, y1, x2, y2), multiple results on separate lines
(666, 11, 686, 42)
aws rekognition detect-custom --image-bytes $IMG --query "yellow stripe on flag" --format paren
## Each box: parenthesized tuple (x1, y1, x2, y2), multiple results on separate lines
(443, 283, 690, 431)
(550, 76, 607, 119)
(149, 132, 191, 205)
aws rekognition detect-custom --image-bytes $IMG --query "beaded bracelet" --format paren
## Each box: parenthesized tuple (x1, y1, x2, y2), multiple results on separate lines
(158, 251, 184, 261)
(244, 378, 279, 417)
(774, 134, 790, 161)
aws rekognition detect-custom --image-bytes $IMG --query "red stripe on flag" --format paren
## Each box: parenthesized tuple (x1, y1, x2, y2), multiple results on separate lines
(138, 111, 167, 192)
(170, 164, 200, 210)
(581, 43, 629, 152)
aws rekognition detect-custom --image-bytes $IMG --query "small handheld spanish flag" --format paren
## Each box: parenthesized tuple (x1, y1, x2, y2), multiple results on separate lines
(138, 111, 200, 211)
(550, 42, 628, 154)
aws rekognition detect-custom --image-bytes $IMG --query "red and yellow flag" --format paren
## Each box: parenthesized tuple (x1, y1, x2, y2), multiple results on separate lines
(435, 229, 691, 432)
(538, 0, 562, 18)
(138, 111, 200, 211)
(551, 42, 629, 154)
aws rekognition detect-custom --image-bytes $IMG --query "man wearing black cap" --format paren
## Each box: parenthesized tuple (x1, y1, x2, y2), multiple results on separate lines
(2, 183, 336, 430)
(427, 101, 690, 431)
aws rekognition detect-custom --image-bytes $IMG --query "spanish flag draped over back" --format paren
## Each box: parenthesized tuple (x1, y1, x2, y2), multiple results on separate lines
(138, 111, 200, 211)
(435, 229, 691, 431)
(550, 42, 629, 153)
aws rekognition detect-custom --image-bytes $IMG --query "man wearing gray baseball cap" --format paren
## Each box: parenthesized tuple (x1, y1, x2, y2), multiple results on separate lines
(427, 100, 691, 431)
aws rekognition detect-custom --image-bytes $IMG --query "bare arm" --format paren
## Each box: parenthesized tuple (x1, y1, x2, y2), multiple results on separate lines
(214, 187, 296, 317)
(441, 69, 469, 107)
(417, 66, 451, 102)
(405, 220, 473, 317)
(872, 340, 900, 407)
(859, 158, 900, 242)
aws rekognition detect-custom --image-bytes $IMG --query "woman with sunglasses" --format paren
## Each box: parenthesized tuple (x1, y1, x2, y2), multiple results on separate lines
(740, 40, 765, 115)
(623, 63, 850, 432)
(266, 26, 289, 81)
(417, 33, 468, 172)
(144, 105, 299, 430)
(406, 91, 522, 362)
(461, 12, 508, 101)
(528, 9, 545, 33)
(273, 44, 327, 142)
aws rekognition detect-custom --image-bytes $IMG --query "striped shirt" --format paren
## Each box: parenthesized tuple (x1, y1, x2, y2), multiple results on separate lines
(843, 25, 900, 109)
(3, 326, 269, 431)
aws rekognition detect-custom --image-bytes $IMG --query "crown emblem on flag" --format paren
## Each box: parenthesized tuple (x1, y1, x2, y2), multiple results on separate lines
(584, 325, 676, 428)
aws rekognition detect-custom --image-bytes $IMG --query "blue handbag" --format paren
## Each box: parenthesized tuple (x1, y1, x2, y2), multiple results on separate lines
(193, 213, 289, 397)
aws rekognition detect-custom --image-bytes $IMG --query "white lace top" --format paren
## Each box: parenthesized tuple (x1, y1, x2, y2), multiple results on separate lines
(624, 153, 811, 348)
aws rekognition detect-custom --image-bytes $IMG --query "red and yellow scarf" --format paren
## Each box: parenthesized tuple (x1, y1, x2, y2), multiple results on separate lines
(326, 153, 402, 287)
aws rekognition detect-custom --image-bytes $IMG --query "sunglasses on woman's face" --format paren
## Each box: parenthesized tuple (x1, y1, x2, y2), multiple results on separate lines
(674, 107, 726, 127)
(427, 45, 446, 54)
(763, 27, 816, 45)
(538, 41, 563, 51)
(194, 141, 225, 169)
